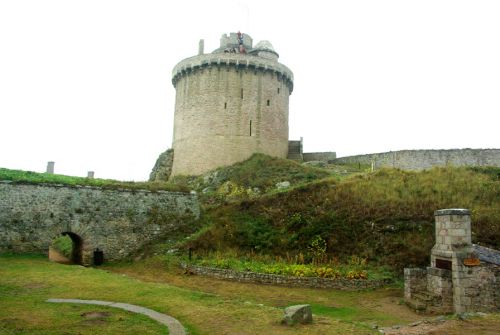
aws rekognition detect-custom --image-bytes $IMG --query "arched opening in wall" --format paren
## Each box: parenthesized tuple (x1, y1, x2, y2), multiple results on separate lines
(48, 232, 83, 265)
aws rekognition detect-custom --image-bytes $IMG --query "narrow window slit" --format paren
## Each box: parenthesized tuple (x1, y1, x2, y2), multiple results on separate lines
(241, 88, 243, 99)
(267, 100, 270, 106)
(249, 120, 252, 136)
(224, 102, 227, 109)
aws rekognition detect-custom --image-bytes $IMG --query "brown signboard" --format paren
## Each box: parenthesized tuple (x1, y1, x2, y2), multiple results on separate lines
(463, 258, 480, 266)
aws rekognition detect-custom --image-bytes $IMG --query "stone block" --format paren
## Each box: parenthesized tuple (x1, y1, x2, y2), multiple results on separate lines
(282, 304, 312, 325)
(449, 228, 466, 237)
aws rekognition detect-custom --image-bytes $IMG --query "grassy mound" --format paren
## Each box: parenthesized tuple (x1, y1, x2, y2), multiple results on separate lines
(170, 153, 332, 205)
(200, 153, 331, 189)
(0, 167, 189, 192)
(187, 166, 500, 272)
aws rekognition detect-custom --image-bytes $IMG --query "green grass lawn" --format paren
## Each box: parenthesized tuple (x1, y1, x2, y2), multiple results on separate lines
(0, 253, 418, 335)
(2, 254, 498, 334)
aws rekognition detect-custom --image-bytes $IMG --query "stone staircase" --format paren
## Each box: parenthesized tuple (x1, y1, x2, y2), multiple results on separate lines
(287, 141, 303, 161)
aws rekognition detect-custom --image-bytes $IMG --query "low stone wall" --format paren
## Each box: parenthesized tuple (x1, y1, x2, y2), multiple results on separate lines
(331, 149, 500, 170)
(404, 268, 427, 301)
(183, 264, 391, 290)
(0, 181, 200, 264)
(454, 260, 500, 313)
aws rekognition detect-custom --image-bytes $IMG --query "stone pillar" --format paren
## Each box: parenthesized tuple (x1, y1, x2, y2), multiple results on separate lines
(431, 209, 471, 266)
(198, 39, 204, 55)
(46, 161, 55, 174)
(433, 208, 476, 314)
(87, 171, 94, 179)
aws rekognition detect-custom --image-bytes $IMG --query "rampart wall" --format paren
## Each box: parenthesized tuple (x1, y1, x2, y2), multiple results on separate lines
(303, 152, 337, 162)
(0, 181, 199, 264)
(332, 149, 500, 170)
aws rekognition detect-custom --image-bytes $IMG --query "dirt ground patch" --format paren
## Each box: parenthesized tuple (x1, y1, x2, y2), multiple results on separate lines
(48, 247, 72, 264)
(80, 311, 112, 319)
(381, 314, 500, 335)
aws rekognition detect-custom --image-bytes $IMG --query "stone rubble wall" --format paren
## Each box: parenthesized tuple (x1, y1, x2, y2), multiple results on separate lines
(427, 267, 454, 313)
(183, 264, 391, 290)
(303, 152, 337, 162)
(404, 268, 427, 301)
(0, 181, 200, 264)
(331, 149, 500, 170)
(452, 251, 499, 313)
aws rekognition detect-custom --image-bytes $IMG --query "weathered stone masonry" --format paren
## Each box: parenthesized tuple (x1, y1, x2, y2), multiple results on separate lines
(183, 264, 391, 290)
(333, 149, 500, 170)
(0, 181, 200, 265)
(170, 33, 294, 177)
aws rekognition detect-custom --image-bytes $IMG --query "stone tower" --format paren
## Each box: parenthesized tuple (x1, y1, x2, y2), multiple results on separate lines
(169, 32, 294, 177)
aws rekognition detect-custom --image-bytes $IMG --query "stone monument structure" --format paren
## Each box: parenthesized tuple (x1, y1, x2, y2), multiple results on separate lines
(405, 209, 499, 314)
(46, 161, 55, 174)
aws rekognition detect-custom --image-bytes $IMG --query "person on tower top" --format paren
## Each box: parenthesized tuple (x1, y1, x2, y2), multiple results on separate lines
(237, 31, 245, 53)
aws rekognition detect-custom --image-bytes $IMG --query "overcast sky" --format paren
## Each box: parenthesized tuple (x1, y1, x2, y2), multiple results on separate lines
(1, 0, 499, 181)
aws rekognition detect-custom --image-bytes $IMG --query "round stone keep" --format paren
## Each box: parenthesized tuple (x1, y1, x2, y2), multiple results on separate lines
(170, 32, 294, 177)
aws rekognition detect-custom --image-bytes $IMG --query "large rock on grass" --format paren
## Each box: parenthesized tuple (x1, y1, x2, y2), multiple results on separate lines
(282, 304, 312, 326)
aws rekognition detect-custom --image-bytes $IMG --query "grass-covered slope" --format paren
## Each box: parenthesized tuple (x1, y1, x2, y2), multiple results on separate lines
(199, 153, 331, 189)
(187, 166, 500, 271)
(170, 153, 332, 204)
(0, 167, 189, 192)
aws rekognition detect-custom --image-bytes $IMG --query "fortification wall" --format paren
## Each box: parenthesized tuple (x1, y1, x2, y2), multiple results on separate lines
(303, 152, 337, 162)
(171, 53, 292, 177)
(332, 149, 500, 170)
(0, 182, 199, 264)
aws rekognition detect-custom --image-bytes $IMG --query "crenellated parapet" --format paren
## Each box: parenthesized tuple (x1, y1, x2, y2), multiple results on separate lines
(171, 53, 294, 93)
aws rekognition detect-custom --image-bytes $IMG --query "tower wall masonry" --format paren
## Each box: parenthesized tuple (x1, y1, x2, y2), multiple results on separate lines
(170, 51, 293, 176)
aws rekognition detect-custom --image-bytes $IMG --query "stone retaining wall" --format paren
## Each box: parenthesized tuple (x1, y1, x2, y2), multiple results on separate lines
(0, 181, 200, 264)
(183, 264, 391, 290)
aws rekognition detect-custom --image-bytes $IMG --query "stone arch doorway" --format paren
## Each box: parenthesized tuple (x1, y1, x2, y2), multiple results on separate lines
(49, 232, 83, 265)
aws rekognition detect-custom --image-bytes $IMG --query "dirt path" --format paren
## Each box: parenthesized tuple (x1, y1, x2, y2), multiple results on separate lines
(380, 314, 500, 335)
(48, 247, 71, 264)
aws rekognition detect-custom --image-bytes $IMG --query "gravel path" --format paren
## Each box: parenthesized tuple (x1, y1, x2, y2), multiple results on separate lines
(46, 298, 186, 335)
